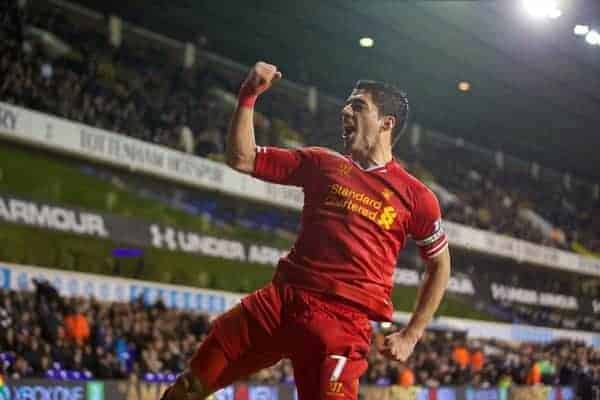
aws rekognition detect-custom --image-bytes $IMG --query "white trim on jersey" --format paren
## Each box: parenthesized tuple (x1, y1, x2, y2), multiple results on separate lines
(349, 158, 388, 172)
(425, 240, 449, 259)
(415, 226, 445, 247)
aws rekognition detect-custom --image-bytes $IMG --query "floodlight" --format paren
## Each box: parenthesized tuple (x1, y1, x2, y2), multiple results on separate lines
(548, 8, 562, 19)
(585, 30, 600, 46)
(574, 25, 590, 36)
(523, 0, 561, 19)
(359, 37, 374, 48)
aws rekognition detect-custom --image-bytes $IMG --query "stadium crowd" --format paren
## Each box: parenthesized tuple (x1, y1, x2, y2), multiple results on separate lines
(1, 282, 211, 380)
(1, 285, 599, 392)
(1, 1, 598, 256)
(1, 3, 599, 399)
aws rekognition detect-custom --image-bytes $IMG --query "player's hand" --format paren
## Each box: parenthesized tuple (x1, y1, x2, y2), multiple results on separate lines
(240, 61, 283, 98)
(379, 328, 420, 362)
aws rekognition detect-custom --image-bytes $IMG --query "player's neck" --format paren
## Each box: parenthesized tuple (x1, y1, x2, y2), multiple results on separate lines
(351, 146, 393, 170)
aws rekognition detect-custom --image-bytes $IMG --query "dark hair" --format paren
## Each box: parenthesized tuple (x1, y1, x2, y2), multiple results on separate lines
(354, 80, 409, 138)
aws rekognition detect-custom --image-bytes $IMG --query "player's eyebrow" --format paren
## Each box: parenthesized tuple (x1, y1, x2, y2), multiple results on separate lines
(344, 97, 369, 107)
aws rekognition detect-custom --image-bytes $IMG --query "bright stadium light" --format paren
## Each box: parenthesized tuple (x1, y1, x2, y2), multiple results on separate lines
(458, 81, 471, 92)
(548, 8, 562, 19)
(359, 37, 374, 48)
(574, 25, 590, 36)
(585, 30, 600, 46)
(523, 0, 562, 19)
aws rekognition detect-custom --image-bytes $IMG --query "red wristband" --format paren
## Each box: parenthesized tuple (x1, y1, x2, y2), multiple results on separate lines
(238, 85, 257, 108)
(238, 93, 257, 108)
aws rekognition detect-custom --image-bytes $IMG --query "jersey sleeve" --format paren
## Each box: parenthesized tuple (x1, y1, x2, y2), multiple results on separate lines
(408, 186, 448, 260)
(252, 146, 316, 187)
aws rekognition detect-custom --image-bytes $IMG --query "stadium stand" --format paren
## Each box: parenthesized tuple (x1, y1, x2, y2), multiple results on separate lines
(0, 0, 598, 256)
(0, 0, 599, 329)
(435, 249, 600, 332)
(4, 140, 599, 330)
(1, 0, 599, 397)
(1, 285, 599, 389)
(0, 141, 494, 321)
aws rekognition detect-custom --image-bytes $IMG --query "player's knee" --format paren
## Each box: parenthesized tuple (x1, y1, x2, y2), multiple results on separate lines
(159, 379, 185, 400)
(189, 354, 219, 396)
(185, 372, 212, 399)
(188, 332, 230, 394)
(161, 371, 211, 400)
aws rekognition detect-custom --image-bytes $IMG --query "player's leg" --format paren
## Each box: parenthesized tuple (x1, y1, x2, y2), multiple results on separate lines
(320, 353, 368, 399)
(292, 349, 368, 399)
(286, 289, 372, 400)
(161, 303, 283, 399)
(161, 339, 282, 400)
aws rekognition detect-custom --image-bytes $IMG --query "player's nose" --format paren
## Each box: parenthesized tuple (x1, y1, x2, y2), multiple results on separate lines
(341, 104, 353, 118)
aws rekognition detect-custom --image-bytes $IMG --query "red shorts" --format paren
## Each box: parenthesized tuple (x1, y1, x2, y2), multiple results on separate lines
(190, 283, 372, 399)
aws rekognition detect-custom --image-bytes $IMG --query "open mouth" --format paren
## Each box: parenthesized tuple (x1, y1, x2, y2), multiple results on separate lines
(342, 125, 356, 140)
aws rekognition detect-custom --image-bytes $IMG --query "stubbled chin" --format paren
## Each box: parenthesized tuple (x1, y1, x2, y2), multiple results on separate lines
(343, 138, 354, 151)
(345, 143, 361, 156)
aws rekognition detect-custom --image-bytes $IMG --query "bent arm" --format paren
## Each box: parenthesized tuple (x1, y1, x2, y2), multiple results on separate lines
(225, 105, 256, 174)
(225, 61, 281, 174)
(405, 246, 451, 339)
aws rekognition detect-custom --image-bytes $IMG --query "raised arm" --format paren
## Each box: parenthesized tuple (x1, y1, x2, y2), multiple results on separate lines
(226, 61, 282, 174)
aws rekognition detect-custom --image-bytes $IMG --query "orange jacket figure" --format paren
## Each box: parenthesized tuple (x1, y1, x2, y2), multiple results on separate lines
(64, 312, 90, 345)
(471, 349, 485, 372)
(452, 346, 471, 369)
(397, 367, 415, 387)
(526, 363, 542, 385)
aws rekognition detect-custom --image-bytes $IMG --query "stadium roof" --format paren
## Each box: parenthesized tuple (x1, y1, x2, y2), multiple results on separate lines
(73, 0, 600, 181)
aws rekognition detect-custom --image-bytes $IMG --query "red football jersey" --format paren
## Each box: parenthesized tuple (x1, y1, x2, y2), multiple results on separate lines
(252, 146, 448, 320)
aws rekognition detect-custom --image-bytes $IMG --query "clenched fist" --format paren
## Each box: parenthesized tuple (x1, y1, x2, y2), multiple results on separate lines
(379, 328, 420, 362)
(239, 62, 282, 106)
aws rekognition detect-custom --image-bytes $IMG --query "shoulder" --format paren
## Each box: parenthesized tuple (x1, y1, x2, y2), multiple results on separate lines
(300, 146, 345, 158)
(392, 165, 439, 207)
(298, 146, 346, 164)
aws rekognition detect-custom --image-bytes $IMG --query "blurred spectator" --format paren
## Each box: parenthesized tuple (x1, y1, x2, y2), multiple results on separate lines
(452, 342, 470, 369)
(64, 304, 90, 345)
(396, 364, 414, 387)
(471, 347, 485, 373)
(526, 362, 542, 385)
(32, 278, 61, 306)
(196, 126, 223, 157)
(178, 125, 194, 154)
(1, 286, 599, 390)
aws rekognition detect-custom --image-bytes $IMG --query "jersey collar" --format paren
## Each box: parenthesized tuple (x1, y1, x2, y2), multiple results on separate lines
(347, 156, 400, 173)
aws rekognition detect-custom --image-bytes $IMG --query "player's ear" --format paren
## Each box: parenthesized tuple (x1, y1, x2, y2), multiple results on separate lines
(382, 116, 396, 132)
